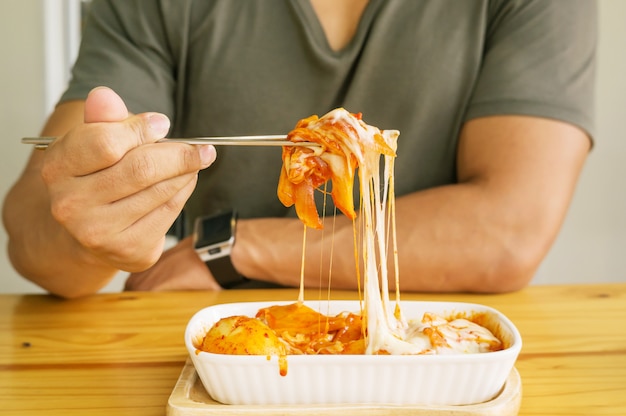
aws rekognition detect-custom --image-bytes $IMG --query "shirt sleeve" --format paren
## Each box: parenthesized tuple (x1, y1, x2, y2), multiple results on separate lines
(59, 0, 180, 118)
(464, 0, 597, 139)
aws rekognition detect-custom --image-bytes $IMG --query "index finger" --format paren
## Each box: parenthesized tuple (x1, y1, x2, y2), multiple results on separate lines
(47, 112, 171, 177)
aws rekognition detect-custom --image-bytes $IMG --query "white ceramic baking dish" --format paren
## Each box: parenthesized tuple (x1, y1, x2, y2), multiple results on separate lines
(185, 300, 522, 406)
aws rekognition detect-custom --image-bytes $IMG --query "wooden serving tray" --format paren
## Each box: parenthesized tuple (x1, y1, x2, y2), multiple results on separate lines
(167, 359, 521, 415)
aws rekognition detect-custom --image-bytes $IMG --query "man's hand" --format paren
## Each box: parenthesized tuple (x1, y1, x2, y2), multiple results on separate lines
(124, 236, 222, 291)
(41, 87, 216, 272)
(3, 87, 217, 297)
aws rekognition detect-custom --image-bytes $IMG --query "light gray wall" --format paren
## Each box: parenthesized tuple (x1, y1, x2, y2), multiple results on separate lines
(1, 1, 624, 294)
(533, 0, 626, 285)
(1, 0, 48, 294)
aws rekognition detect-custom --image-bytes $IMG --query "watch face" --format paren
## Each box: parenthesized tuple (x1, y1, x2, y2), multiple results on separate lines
(195, 211, 234, 248)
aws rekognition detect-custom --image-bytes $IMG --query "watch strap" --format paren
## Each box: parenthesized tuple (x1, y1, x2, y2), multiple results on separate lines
(205, 254, 248, 289)
(204, 249, 284, 289)
(194, 210, 283, 289)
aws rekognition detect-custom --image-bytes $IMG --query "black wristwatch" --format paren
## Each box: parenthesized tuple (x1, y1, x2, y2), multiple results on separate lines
(193, 210, 247, 289)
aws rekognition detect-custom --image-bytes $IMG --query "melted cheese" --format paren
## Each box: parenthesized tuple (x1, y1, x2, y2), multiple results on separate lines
(279, 108, 503, 356)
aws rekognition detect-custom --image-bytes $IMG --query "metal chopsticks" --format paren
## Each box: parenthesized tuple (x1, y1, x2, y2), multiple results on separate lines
(21, 135, 317, 150)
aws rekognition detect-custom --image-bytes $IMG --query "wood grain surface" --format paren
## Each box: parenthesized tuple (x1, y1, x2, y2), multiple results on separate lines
(1, 283, 625, 415)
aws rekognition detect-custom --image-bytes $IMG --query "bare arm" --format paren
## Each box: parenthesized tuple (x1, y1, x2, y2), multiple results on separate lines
(2, 100, 116, 297)
(231, 115, 590, 293)
(2, 88, 215, 298)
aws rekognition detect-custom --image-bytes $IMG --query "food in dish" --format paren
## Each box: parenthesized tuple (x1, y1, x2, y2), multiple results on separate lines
(200, 301, 503, 357)
(187, 110, 522, 405)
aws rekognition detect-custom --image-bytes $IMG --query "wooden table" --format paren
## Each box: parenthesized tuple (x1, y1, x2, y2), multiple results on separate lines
(1, 283, 625, 415)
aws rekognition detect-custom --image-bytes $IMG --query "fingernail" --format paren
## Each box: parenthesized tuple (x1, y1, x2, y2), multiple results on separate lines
(199, 145, 216, 168)
(147, 113, 170, 137)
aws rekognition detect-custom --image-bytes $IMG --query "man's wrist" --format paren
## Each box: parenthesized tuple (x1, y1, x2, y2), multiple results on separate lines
(193, 211, 248, 289)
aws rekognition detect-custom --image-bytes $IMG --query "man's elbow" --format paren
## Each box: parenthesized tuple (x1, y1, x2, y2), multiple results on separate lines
(480, 238, 549, 293)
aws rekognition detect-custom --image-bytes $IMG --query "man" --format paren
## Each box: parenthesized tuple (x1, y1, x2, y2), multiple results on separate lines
(3, 0, 595, 297)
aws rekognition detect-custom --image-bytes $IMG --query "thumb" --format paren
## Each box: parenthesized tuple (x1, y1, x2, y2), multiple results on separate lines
(84, 86, 129, 123)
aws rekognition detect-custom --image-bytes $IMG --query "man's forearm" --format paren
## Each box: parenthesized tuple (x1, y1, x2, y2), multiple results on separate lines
(3, 162, 119, 298)
(233, 116, 590, 294)
(232, 183, 542, 293)
(3, 98, 121, 297)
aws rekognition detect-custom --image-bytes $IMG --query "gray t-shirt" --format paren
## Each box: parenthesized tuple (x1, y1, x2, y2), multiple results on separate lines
(61, 0, 596, 232)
